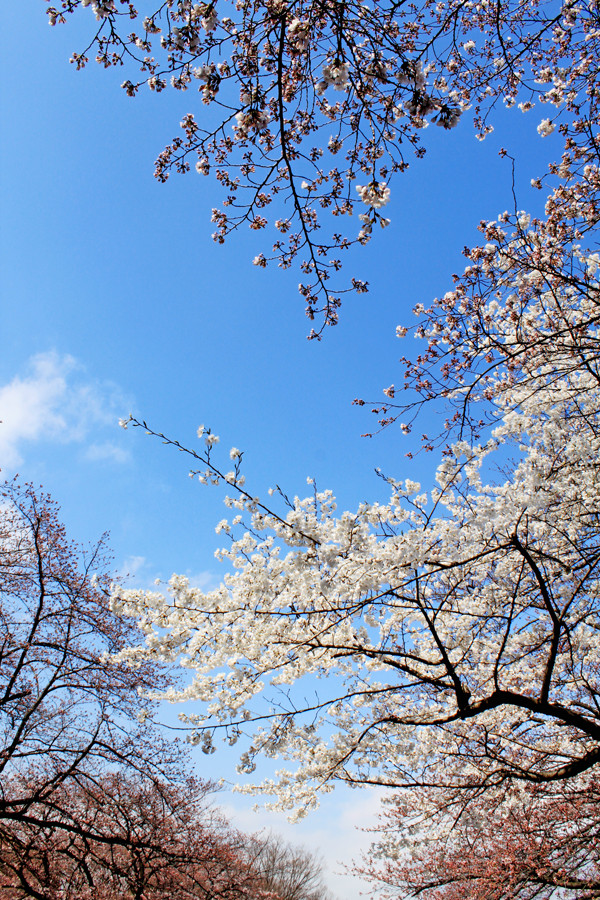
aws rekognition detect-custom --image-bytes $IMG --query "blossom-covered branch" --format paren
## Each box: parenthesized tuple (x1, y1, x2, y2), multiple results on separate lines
(112, 315, 600, 812)
(47, 0, 593, 333)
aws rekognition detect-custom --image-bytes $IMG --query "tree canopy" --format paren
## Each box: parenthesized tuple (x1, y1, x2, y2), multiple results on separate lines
(45, 0, 600, 896)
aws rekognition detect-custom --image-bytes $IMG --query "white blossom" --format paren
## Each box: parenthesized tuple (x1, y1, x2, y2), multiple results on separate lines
(537, 117, 556, 136)
(356, 182, 391, 208)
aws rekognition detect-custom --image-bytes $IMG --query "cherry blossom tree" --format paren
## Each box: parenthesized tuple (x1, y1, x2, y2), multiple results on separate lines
(0, 479, 180, 824)
(0, 480, 335, 900)
(113, 317, 600, 809)
(113, 200, 600, 874)
(359, 777, 600, 899)
(1, 774, 265, 900)
(46, 0, 597, 333)
(46, 0, 600, 887)
(0, 480, 253, 898)
(108, 17, 600, 878)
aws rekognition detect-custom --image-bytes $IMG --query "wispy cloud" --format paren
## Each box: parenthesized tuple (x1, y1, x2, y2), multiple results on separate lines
(0, 351, 131, 470)
(117, 559, 218, 592)
(119, 555, 150, 581)
(85, 441, 131, 464)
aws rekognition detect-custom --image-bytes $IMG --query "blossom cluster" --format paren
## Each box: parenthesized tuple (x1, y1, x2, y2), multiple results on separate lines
(110, 33, 600, 842)
(356, 182, 391, 209)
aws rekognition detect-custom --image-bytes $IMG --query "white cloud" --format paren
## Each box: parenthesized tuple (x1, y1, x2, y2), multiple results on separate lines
(85, 441, 130, 464)
(119, 555, 149, 580)
(182, 569, 219, 591)
(0, 351, 131, 470)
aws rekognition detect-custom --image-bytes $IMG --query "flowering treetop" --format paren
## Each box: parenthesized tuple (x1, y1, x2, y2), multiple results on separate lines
(101, 0, 600, 825)
(359, 776, 600, 898)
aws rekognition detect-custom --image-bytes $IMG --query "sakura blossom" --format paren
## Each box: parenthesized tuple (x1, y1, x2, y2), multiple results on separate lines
(537, 117, 556, 136)
(356, 182, 391, 208)
(316, 62, 351, 93)
(110, 20, 600, 870)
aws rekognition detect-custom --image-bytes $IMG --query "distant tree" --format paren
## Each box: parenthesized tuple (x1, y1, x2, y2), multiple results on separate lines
(249, 833, 332, 900)
(47, 0, 596, 332)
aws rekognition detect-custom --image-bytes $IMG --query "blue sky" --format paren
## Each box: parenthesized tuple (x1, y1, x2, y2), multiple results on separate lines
(0, 3, 560, 894)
